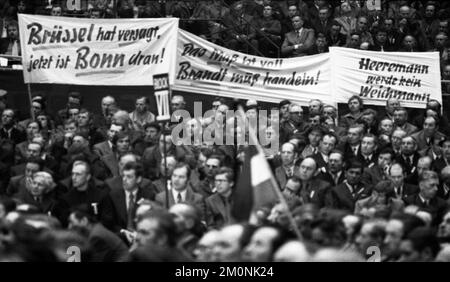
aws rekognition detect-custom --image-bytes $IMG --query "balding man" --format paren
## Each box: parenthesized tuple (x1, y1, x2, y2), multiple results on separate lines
(388, 163, 419, 200)
(280, 104, 308, 143)
(396, 136, 420, 176)
(93, 95, 116, 130)
(382, 98, 400, 121)
(411, 116, 446, 151)
(275, 142, 300, 189)
(404, 171, 448, 225)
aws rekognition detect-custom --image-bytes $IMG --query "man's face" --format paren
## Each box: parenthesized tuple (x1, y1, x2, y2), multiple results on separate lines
(309, 116, 321, 126)
(398, 240, 421, 262)
(387, 99, 400, 114)
(346, 168, 362, 185)
(298, 159, 316, 181)
(72, 164, 90, 189)
(308, 130, 322, 147)
(347, 127, 362, 145)
(144, 126, 159, 143)
(26, 122, 39, 139)
(246, 109, 257, 120)
(404, 36, 415, 49)
(389, 166, 404, 188)
(316, 37, 326, 48)
(376, 32, 387, 44)
(425, 5, 435, 18)
(205, 158, 220, 178)
(392, 131, 406, 148)
(401, 137, 416, 156)
(25, 163, 39, 179)
(280, 103, 290, 119)
(420, 178, 439, 200)
(288, 5, 297, 18)
(318, 9, 328, 21)
(442, 141, 450, 160)
(348, 98, 361, 113)
(319, 136, 336, 155)
(423, 118, 437, 137)
(361, 136, 376, 156)
(116, 136, 130, 153)
(215, 173, 233, 196)
(440, 21, 448, 33)
(72, 136, 87, 147)
(329, 153, 343, 173)
(358, 18, 368, 32)
(212, 225, 243, 262)
(77, 112, 89, 127)
(380, 119, 394, 135)
(438, 212, 450, 239)
(194, 231, 219, 262)
(331, 24, 341, 34)
(350, 35, 360, 47)
(118, 155, 136, 175)
(68, 214, 88, 231)
(108, 124, 123, 141)
(27, 143, 41, 158)
(160, 157, 177, 177)
(171, 167, 188, 191)
(159, 134, 173, 152)
(30, 176, 47, 197)
(1, 110, 13, 126)
(384, 220, 404, 255)
(377, 153, 392, 169)
(242, 227, 278, 262)
(417, 159, 431, 176)
(399, 7, 410, 20)
(393, 110, 407, 126)
(322, 107, 335, 119)
(435, 35, 447, 49)
(263, 6, 272, 17)
(292, 16, 304, 30)
(135, 218, 159, 247)
(384, 20, 394, 31)
(122, 169, 140, 191)
(135, 98, 147, 113)
(7, 25, 18, 39)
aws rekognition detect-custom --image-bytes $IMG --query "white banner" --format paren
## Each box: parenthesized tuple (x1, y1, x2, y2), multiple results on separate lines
(174, 30, 333, 107)
(331, 47, 442, 108)
(18, 14, 178, 85)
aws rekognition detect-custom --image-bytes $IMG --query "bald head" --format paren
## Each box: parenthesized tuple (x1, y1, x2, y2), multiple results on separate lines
(273, 241, 310, 262)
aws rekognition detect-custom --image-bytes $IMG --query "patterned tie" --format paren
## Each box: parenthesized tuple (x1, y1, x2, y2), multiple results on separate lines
(127, 193, 136, 230)
(177, 192, 183, 203)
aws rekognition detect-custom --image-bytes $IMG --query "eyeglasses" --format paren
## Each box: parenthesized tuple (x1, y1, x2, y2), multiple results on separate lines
(215, 179, 228, 183)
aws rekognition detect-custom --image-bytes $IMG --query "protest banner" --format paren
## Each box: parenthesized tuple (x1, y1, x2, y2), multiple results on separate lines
(18, 14, 178, 85)
(330, 47, 442, 108)
(174, 30, 333, 106)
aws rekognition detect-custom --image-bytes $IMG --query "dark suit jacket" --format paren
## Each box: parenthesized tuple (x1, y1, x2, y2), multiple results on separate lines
(155, 185, 205, 217)
(281, 28, 315, 57)
(394, 184, 419, 201)
(14, 141, 28, 165)
(404, 194, 448, 225)
(14, 189, 63, 220)
(0, 38, 10, 54)
(142, 146, 196, 180)
(88, 223, 129, 262)
(102, 186, 157, 233)
(330, 182, 371, 212)
(362, 165, 388, 188)
(274, 165, 300, 190)
(0, 127, 26, 145)
(395, 153, 421, 176)
(317, 170, 345, 187)
(312, 153, 328, 171)
(93, 141, 113, 158)
(205, 193, 233, 229)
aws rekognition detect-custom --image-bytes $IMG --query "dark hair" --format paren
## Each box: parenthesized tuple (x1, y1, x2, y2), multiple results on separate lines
(112, 131, 130, 146)
(25, 157, 45, 170)
(138, 210, 178, 247)
(348, 95, 363, 107)
(71, 204, 98, 223)
(406, 227, 440, 258)
(122, 161, 144, 178)
(346, 160, 363, 172)
(215, 166, 235, 183)
(144, 121, 161, 132)
(173, 162, 191, 179)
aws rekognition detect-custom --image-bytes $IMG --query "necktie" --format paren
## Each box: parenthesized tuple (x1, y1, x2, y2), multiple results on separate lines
(177, 192, 183, 203)
(127, 193, 136, 230)
(11, 40, 19, 56)
(353, 147, 358, 156)
(286, 166, 293, 178)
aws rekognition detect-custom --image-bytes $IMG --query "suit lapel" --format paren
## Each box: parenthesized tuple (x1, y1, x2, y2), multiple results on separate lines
(114, 190, 128, 225)
(213, 195, 227, 220)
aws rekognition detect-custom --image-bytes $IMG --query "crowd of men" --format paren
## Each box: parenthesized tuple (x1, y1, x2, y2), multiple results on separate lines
(0, 87, 448, 262)
(1, 0, 450, 263)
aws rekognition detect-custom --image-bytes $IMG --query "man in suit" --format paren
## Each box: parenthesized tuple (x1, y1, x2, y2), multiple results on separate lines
(393, 107, 418, 136)
(335, 1, 357, 36)
(327, 21, 347, 47)
(105, 153, 156, 195)
(281, 15, 315, 57)
(433, 139, 450, 173)
(362, 148, 394, 189)
(101, 131, 133, 178)
(6, 157, 44, 196)
(396, 135, 421, 176)
(339, 95, 363, 129)
(0, 20, 20, 56)
(391, 128, 407, 157)
(196, 155, 221, 198)
(330, 161, 371, 213)
(142, 133, 196, 180)
(359, 134, 378, 168)
(155, 163, 205, 217)
(404, 171, 448, 226)
(102, 162, 156, 236)
(59, 160, 110, 227)
(296, 157, 332, 208)
(279, 104, 308, 144)
(311, 6, 332, 36)
(153, 155, 177, 194)
(318, 150, 346, 187)
(93, 123, 123, 158)
(388, 163, 419, 201)
(206, 167, 235, 229)
(275, 142, 299, 189)
(439, 166, 450, 201)
(411, 116, 447, 151)
(68, 205, 129, 262)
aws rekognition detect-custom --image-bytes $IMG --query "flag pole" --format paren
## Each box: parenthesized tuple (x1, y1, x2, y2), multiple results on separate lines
(236, 105, 303, 241)
(27, 84, 35, 121)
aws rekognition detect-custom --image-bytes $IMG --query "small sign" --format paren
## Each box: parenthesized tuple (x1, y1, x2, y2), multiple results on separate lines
(153, 73, 171, 121)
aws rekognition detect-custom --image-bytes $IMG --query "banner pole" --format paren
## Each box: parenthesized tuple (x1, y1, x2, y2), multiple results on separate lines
(27, 83, 35, 121)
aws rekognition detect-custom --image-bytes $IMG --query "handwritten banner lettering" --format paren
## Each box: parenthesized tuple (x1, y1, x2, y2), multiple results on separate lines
(18, 14, 178, 85)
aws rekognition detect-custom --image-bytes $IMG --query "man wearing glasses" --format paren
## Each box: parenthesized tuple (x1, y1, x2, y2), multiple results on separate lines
(205, 167, 235, 229)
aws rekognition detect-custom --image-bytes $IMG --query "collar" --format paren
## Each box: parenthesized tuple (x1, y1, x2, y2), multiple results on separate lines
(171, 187, 187, 201)
(125, 189, 138, 199)
(418, 194, 428, 204)
(444, 183, 450, 195)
